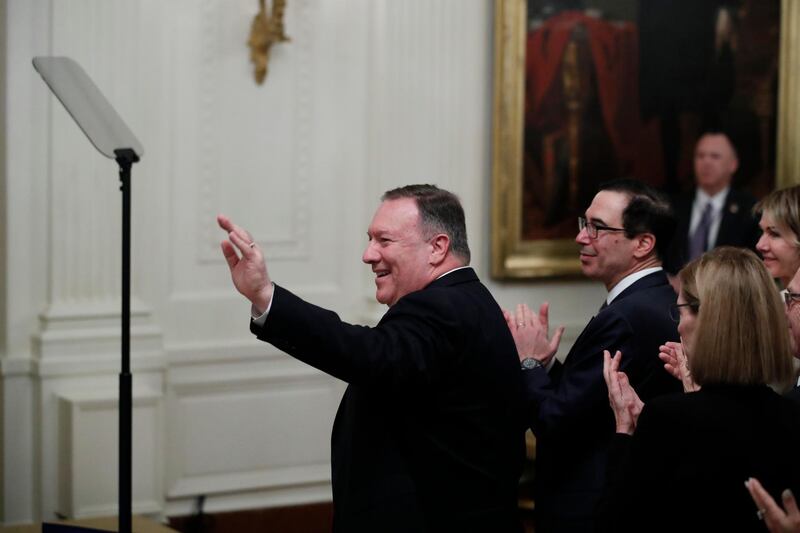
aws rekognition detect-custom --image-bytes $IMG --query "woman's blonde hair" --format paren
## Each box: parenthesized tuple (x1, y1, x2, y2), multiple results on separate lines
(678, 247, 794, 388)
(753, 185, 800, 248)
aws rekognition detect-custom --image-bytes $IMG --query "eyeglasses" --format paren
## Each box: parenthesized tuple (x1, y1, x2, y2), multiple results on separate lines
(781, 289, 800, 308)
(669, 302, 699, 323)
(578, 217, 626, 239)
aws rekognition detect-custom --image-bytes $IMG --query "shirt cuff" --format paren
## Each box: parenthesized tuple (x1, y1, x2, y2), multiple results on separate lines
(250, 284, 275, 326)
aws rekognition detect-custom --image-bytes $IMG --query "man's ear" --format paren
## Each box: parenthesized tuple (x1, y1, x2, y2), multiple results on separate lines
(633, 232, 656, 259)
(730, 155, 739, 176)
(429, 234, 451, 265)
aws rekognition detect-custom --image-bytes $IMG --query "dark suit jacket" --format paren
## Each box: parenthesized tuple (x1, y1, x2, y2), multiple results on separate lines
(251, 268, 525, 532)
(786, 383, 800, 406)
(523, 270, 681, 533)
(664, 187, 760, 275)
(604, 384, 800, 533)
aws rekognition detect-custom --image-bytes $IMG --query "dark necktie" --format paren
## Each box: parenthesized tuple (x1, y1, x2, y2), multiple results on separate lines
(689, 202, 714, 260)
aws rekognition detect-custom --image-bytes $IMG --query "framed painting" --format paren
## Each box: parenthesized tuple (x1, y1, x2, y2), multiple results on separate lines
(491, 0, 800, 279)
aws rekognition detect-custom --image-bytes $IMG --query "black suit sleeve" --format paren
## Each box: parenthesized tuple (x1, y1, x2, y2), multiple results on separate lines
(596, 404, 670, 533)
(523, 309, 635, 438)
(251, 284, 464, 388)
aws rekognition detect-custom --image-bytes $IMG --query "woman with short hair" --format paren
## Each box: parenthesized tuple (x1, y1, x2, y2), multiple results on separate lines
(755, 185, 800, 288)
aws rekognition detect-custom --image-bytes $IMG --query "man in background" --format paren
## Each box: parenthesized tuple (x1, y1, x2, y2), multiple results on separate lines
(664, 130, 761, 278)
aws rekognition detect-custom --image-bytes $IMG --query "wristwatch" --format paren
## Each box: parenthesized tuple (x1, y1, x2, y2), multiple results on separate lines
(520, 357, 544, 370)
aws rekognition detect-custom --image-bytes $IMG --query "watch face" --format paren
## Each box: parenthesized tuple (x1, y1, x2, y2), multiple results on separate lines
(521, 358, 540, 370)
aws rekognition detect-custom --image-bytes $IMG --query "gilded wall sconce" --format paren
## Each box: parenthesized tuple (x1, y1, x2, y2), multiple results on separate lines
(248, 0, 290, 84)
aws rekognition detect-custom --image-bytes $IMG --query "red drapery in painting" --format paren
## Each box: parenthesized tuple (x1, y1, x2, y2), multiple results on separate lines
(525, 11, 660, 181)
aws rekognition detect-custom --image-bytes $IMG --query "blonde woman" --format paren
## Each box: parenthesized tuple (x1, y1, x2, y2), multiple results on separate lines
(601, 247, 800, 533)
(755, 185, 800, 288)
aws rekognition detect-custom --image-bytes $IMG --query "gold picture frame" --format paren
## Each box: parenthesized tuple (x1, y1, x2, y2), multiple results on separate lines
(491, 0, 800, 279)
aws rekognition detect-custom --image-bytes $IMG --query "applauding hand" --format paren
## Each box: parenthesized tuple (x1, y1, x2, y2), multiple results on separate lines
(504, 302, 565, 365)
(658, 340, 699, 392)
(603, 350, 644, 435)
(746, 477, 800, 533)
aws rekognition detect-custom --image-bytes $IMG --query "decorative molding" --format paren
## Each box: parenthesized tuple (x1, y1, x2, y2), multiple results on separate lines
(165, 372, 338, 505)
(164, 483, 332, 517)
(362, 0, 490, 299)
(57, 388, 164, 518)
(166, 281, 343, 308)
(32, 299, 165, 377)
(166, 340, 279, 366)
(365, 1, 482, 192)
(198, 0, 314, 263)
(47, 0, 145, 304)
(168, 360, 335, 393)
(0, 358, 35, 377)
(168, 463, 330, 499)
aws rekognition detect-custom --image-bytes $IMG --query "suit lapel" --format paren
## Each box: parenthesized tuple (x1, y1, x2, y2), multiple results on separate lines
(565, 271, 670, 363)
(716, 189, 742, 245)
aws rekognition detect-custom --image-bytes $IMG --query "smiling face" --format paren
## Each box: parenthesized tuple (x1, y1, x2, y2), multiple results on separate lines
(576, 191, 638, 289)
(756, 210, 800, 287)
(362, 198, 437, 306)
(693, 133, 738, 196)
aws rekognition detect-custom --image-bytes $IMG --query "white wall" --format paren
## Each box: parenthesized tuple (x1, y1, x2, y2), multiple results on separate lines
(0, 0, 600, 523)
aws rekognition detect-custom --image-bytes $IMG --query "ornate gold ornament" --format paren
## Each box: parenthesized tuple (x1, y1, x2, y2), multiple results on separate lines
(248, 0, 290, 85)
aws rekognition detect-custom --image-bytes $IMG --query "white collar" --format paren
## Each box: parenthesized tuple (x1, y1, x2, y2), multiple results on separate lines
(436, 265, 471, 280)
(606, 267, 663, 305)
(695, 186, 730, 212)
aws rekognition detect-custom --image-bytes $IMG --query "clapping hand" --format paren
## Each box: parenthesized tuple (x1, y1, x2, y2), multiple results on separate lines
(603, 350, 644, 435)
(746, 477, 800, 533)
(658, 340, 699, 392)
(503, 302, 565, 365)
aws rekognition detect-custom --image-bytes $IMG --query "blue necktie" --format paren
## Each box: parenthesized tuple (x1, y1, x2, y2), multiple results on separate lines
(689, 202, 714, 260)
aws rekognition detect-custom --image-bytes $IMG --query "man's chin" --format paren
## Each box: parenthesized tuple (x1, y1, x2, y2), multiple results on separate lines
(375, 291, 393, 307)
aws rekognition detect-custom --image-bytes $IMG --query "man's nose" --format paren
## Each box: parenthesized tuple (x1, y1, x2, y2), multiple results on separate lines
(576, 227, 590, 245)
(362, 242, 379, 264)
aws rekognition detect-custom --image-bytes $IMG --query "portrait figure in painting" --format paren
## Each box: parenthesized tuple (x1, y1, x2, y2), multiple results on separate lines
(521, 0, 780, 241)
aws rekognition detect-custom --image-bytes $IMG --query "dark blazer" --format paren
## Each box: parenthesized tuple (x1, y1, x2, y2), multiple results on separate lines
(604, 384, 800, 533)
(664, 187, 760, 275)
(251, 268, 525, 532)
(786, 383, 800, 406)
(523, 270, 681, 533)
